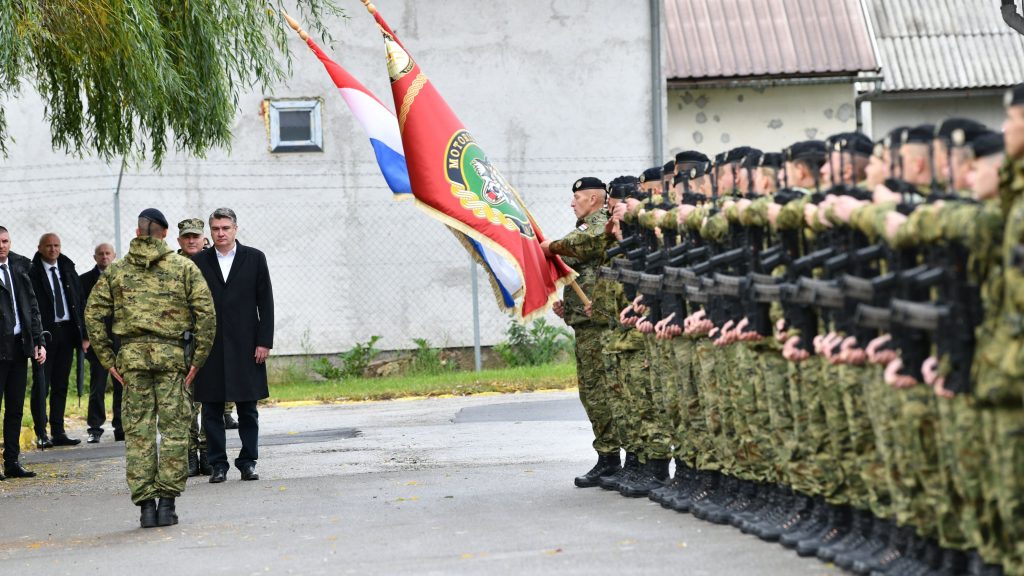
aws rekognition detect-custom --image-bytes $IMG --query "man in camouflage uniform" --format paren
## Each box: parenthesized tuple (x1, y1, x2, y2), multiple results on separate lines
(86, 208, 216, 528)
(176, 218, 210, 477)
(542, 177, 619, 487)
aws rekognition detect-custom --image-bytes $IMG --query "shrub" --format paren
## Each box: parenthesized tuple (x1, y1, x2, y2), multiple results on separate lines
(494, 318, 573, 367)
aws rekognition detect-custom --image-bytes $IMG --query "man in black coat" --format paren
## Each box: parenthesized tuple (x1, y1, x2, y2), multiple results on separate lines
(29, 233, 86, 447)
(192, 208, 274, 483)
(80, 243, 123, 443)
(0, 226, 47, 478)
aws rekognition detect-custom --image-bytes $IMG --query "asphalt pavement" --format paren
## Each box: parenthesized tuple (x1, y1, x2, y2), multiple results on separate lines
(0, 391, 834, 575)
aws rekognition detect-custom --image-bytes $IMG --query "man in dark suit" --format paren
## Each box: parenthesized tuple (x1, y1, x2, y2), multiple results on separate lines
(0, 226, 47, 478)
(80, 243, 123, 444)
(29, 233, 87, 448)
(192, 208, 274, 483)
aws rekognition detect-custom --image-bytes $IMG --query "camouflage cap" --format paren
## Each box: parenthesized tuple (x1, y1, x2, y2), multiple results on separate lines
(177, 218, 205, 236)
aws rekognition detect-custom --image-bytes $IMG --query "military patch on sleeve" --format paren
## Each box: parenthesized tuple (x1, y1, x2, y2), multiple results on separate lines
(577, 223, 589, 231)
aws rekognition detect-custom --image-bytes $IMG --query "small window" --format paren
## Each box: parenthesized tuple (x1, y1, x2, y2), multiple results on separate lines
(266, 98, 323, 153)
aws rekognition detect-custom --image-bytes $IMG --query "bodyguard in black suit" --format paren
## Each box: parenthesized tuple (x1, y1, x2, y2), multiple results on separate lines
(0, 227, 47, 478)
(80, 243, 123, 443)
(29, 233, 86, 447)
(192, 208, 274, 482)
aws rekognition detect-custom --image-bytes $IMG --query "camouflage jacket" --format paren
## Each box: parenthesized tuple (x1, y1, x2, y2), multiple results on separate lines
(549, 209, 611, 327)
(85, 236, 216, 372)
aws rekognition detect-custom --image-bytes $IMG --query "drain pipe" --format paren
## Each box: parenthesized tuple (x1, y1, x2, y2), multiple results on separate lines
(1003, 0, 1024, 34)
(650, 0, 664, 165)
(855, 78, 883, 136)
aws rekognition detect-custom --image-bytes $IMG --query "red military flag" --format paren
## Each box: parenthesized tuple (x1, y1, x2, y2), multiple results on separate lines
(360, 1, 576, 321)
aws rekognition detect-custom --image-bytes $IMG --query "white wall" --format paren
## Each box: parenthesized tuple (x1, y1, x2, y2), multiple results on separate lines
(867, 95, 1005, 139)
(0, 0, 655, 354)
(666, 83, 859, 156)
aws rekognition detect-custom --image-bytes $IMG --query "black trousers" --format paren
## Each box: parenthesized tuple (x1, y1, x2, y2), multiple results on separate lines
(86, 354, 122, 435)
(0, 344, 29, 465)
(32, 322, 75, 437)
(203, 400, 259, 470)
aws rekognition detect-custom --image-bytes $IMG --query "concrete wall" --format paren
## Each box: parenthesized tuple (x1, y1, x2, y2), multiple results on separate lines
(0, 0, 655, 354)
(666, 83, 859, 156)
(866, 94, 1005, 139)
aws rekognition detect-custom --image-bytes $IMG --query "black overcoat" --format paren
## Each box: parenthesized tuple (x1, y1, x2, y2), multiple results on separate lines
(0, 252, 45, 360)
(192, 242, 274, 402)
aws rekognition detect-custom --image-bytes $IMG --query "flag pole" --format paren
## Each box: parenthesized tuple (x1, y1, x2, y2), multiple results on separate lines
(357, 0, 591, 312)
(280, 9, 309, 40)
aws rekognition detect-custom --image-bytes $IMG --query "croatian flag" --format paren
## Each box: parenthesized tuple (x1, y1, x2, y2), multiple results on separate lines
(300, 36, 521, 308)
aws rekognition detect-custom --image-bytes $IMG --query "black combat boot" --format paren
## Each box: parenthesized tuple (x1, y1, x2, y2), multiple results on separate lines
(729, 482, 771, 528)
(671, 469, 718, 513)
(649, 459, 686, 504)
(692, 475, 738, 521)
(835, 514, 891, 570)
(188, 451, 199, 477)
(707, 479, 758, 525)
(853, 524, 914, 575)
(780, 496, 829, 549)
(620, 458, 670, 497)
(966, 549, 1005, 576)
(818, 507, 872, 562)
(574, 452, 621, 488)
(139, 499, 158, 529)
(796, 504, 852, 557)
(740, 484, 791, 535)
(157, 497, 178, 527)
(756, 491, 812, 542)
(598, 452, 638, 490)
(932, 548, 968, 576)
(198, 451, 212, 476)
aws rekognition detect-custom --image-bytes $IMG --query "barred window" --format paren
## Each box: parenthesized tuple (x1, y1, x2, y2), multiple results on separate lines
(266, 98, 323, 153)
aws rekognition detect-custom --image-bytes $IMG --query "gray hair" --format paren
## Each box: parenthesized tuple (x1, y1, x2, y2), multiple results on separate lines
(209, 207, 237, 226)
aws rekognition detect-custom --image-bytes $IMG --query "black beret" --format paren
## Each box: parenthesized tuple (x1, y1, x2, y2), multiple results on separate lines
(662, 160, 675, 175)
(786, 140, 827, 162)
(1005, 83, 1024, 108)
(970, 131, 1004, 158)
(607, 175, 639, 199)
(640, 166, 663, 184)
(675, 150, 710, 165)
(759, 152, 784, 170)
(885, 126, 909, 150)
(572, 177, 606, 193)
(936, 118, 989, 146)
(725, 146, 758, 165)
(829, 132, 874, 157)
(901, 124, 935, 145)
(713, 152, 727, 167)
(138, 208, 168, 229)
(740, 149, 764, 170)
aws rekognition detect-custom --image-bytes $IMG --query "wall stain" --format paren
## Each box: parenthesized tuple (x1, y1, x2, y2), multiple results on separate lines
(695, 95, 709, 109)
(693, 131, 704, 144)
(836, 103, 854, 122)
(696, 112, 707, 124)
(720, 133, 731, 144)
(824, 108, 835, 119)
(805, 128, 819, 139)
(767, 118, 783, 129)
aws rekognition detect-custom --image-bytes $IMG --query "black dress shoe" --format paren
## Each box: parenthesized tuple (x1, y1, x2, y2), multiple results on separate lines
(209, 468, 228, 483)
(51, 435, 82, 447)
(239, 464, 259, 481)
(157, 497, 178, 526)
(139, 499, 158, 528)
(4, 462, 36, 478)
(35, 435, 53, 449)
(224, 413, 238, 430)
(87, 432, 101, 444)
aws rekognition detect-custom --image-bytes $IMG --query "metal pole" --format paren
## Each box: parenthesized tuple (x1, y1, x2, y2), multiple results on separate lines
(649, 0, 664, 166)
(113, 157, 126, 255)
(470, 254, 482, 372)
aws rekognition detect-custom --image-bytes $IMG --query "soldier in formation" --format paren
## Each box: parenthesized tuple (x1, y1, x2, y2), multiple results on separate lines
(556, 83, 1024, 576)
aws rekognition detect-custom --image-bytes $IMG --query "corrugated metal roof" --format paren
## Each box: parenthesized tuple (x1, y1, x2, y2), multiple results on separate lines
(868, 0, 1024, 92)
(664, 0, 879, 81)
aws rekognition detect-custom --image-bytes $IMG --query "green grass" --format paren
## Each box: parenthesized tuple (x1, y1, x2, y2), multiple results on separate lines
(268, 362, 577, 403)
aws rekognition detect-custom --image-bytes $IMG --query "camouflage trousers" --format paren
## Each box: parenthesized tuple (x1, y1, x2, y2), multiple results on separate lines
(122, 369, 192, 504)
(733, 344, 773, 483)
(642, 336, 674, 461)
(694, 339, 729, 473)
(860, 365, 896, 520)
(980, 406, 1024, 574)
(891, 385, 941, 537)
(669, 337, 706, 469)
(604, 343, 644, 455)
(574, 325, 619, 455)
(758, 346, 792, 486)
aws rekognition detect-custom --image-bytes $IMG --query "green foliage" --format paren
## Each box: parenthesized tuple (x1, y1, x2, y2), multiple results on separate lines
(408, 338, 455, 375)
(310, 335, 382, 380)
(495, 318, 574, 367)
(0, 0, 342, 163)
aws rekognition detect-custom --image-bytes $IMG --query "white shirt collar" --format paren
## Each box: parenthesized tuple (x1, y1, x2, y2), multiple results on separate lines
(216, 243, 237, 258)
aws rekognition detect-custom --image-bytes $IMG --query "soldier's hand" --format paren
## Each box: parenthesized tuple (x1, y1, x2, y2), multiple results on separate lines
(767, 203, 782, 227)
(184, 365, 199, 389)
(539, 240, 552, 256)
(553, 300, 565, 318)
(883, 212, 908, 243)
(921, 356, 939, 386)
(109, 367, 124, 386)
(34, 346, 46, 365)
(255, 346, 270, 364)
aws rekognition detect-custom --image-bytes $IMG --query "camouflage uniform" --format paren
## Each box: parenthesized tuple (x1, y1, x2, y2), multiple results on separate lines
(85, 235, 216, 505)
(549, 208, 619, 456)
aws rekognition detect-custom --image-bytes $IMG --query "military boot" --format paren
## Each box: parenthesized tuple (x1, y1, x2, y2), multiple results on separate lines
(598, 452, 638, 490)
(756, 491, 813, 542)
(574, 452, 621, 488)
(818, 507, 872, 562)
(729, 482, 771, 528)
(157, 497, 178, 527)
(139, 499, 158, 529)
(671, 469, 718, 513)
(198, 451, 212, 476)
(658, 465, 697, 508)
(796, 504, 852, 557)
(187, 451, 199, 477)
(835, 515, 892, 571)
(649, 459, 686, 504)
(853, 524, 914, 575)
(707, 479, 758, 525)
(620, 458, 669, 498)
(780, 496, 829, 549)
(932, 548, 968, 576)
(966, 550, 1005, 576)
(692, 475, 738, 521)
(740, 485, 790, 535)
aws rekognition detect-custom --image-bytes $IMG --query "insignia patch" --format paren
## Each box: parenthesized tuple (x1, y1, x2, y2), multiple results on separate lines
(384, 30, 415, 81)
(574, 179, 583, 191)
(445, 129, 536, 239)
(577, 223, 589, 231)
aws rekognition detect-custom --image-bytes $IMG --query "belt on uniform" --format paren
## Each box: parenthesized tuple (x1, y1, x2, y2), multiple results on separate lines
(120, 335, 184, 348)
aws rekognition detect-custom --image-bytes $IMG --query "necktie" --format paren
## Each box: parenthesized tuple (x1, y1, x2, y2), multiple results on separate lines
(1, 263, 13, 309)
(51, 266, 66, 319)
